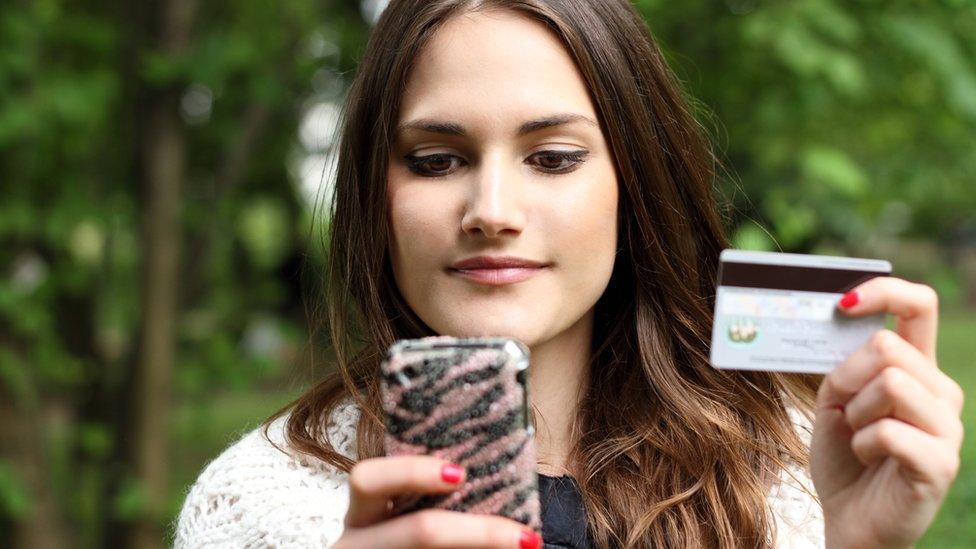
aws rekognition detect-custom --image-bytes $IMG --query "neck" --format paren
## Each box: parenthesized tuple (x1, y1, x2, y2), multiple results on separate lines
(527, 310, 593, 477)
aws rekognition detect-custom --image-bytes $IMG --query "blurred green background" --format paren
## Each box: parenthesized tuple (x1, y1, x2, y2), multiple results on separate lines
(1, 0, 973, 547)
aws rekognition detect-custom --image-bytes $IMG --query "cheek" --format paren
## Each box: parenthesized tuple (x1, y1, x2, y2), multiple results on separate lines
(560, 173, 618, 257)
(388, 185, 452, 276)
(548, 172, 618, 299)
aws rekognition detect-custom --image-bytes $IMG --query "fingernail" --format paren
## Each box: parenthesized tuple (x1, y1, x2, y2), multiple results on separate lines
(440, 463, 463, 484)
(838, 290, 859, 309)
(519, 529, 541, 549)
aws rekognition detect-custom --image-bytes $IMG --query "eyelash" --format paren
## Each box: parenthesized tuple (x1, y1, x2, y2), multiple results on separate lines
(403, 150, 589, 178)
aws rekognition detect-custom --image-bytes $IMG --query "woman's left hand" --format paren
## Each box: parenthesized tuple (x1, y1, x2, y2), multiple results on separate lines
(810, 276, 965, 549)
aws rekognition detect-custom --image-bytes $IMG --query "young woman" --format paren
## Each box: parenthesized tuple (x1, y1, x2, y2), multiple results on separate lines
(174, 1, 964, 547)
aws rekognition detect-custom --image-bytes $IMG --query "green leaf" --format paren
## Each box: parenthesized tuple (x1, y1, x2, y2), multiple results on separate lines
(769, 199, 819, 248)
(801, 146, 867, 197)
(140, 51, 186, 87)
(112, 476, 147, 520)
(884, 14, 976, 119)
(732, 223, 776, 251)
(237, 197, 291, 271)
(0, 346, 33, 406)
(801, 0, 861, 45)
(0, 460, 32, 519)
(79, 422, 113, 460)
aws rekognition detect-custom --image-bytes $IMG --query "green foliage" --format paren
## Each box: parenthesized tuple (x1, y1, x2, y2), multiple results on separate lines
(0, 461, 32, 520)
(112, 475, 148, 521)
(639, 1, 976, 253)
(1, 0, 365, 545)
(731, 222, 776, 251)
(237, 197, 292, 271)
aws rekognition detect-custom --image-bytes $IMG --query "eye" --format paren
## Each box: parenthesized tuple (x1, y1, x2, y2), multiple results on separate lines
(404, 149, 589, 177)
(528, 150, 589, 174)
(404, 153, 463, 177)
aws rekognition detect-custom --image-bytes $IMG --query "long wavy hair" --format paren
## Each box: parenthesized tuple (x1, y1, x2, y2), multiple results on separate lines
(264, 0, 821, 546)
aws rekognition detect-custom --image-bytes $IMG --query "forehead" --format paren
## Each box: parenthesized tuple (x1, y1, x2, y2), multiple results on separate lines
(398, 9, 596, 123)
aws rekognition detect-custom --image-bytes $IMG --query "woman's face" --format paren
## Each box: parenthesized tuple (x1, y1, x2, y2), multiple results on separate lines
(387, 9, 618, 347)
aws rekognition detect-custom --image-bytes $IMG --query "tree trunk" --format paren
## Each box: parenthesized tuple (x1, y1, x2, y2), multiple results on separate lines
(0, 366, 71, 549)
(129, 0, 193, 547)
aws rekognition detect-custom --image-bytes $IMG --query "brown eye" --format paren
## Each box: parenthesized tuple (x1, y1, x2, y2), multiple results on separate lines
(537, 153, 566, 170)
(426, 156, 452, 172)
(404, 153, 462, 177)
(528, 150, 589, 174)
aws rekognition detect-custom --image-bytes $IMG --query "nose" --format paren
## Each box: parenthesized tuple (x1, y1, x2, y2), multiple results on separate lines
(460, 152, 528, 238)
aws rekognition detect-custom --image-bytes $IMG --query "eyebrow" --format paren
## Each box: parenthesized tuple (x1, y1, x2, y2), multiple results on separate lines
(396, 113, 598, 138)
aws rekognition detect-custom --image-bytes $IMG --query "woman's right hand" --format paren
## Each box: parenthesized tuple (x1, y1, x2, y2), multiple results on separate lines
(332, 455, 542, 549)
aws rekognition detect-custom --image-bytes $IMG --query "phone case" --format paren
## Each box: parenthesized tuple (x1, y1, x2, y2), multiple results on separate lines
(380, 335, 541, 532)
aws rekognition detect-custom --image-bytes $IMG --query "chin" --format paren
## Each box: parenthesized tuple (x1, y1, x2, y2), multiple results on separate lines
(433, 318, 543, 346)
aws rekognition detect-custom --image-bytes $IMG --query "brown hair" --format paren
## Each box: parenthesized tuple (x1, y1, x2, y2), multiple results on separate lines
(264, 0, 820, 546)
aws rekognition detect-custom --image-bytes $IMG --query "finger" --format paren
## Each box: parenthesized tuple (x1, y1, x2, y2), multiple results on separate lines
(817, 329, 960, 412)
(810, 406, 862, 498)
(345, 456, 466, 528)
(341, 509, 540, 549)
(850, 418, 960, 490)
(837, 276, 938, 360)
(844, 366, 963, 444)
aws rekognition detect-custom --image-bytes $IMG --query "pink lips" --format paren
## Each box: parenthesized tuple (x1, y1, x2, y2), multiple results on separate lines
(448, 255, 550, 285)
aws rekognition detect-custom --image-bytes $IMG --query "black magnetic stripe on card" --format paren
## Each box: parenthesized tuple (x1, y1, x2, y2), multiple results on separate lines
(719, 261, 890, 293)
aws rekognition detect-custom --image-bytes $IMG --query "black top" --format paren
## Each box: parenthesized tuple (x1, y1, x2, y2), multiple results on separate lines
(537, 473, 593, 548)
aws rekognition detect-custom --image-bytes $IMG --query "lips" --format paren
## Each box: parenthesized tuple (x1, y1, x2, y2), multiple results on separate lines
(450, 255, 548, 270)
(448, 255, 550, 285)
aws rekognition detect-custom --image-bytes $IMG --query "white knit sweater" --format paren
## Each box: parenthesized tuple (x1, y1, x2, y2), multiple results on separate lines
(172, 398, 825, 547)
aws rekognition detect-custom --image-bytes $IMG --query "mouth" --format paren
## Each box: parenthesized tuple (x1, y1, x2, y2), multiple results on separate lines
(447, 255, 551, 286)
(448, 266, 549, 285)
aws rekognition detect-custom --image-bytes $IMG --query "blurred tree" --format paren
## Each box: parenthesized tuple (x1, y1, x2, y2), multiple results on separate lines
(0, 0, 367, 547)
(130, 1, 190, 547)
(635, 0, 976, 266)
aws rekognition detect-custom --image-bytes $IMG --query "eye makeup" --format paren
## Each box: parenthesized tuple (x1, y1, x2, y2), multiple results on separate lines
(403, 149, 590, 177)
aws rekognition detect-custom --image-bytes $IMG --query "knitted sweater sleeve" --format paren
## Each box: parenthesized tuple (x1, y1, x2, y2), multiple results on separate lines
(172, 400, 360, 548)
(173, 400, 825, 548)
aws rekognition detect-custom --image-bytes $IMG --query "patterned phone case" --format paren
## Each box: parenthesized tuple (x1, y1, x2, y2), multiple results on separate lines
(380, 335, 541, 532)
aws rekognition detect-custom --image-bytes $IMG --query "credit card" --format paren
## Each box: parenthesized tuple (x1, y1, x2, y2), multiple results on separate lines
(709, 250, 892, 374)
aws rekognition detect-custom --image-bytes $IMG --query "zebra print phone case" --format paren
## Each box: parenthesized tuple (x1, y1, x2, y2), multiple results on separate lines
(380, 335, 542, 532)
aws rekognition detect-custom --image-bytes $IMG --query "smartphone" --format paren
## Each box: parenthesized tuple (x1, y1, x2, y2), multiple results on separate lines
(380, 335, 541, 532)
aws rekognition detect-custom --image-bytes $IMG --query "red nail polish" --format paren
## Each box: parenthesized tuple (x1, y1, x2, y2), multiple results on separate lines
(839, 290, 859, 309)
(440, 463, 463, 484)
(519, 529, 541, 549)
